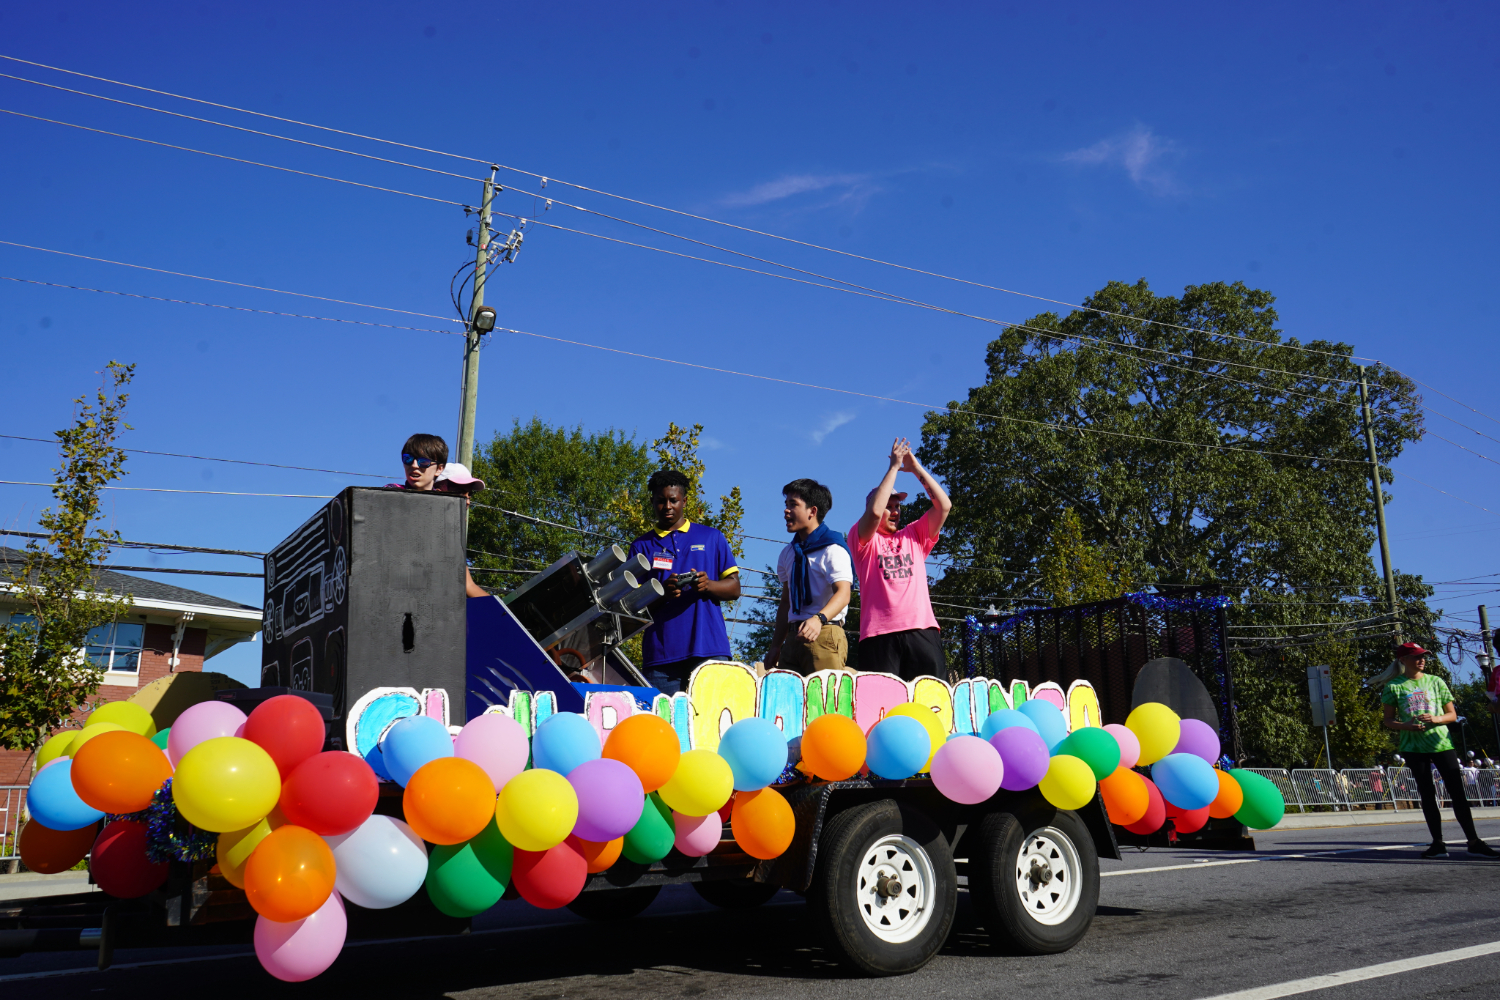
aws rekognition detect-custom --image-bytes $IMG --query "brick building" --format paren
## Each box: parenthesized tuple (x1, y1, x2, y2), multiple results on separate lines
(1, 547, 261, 785)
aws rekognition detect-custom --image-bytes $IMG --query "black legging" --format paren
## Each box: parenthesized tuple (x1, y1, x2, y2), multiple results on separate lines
(1408, 749, 1479, 845)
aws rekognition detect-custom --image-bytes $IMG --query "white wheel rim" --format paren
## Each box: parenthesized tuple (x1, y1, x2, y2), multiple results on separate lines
(1014, 826, 1082, 926)
(855, 834, 936, 944)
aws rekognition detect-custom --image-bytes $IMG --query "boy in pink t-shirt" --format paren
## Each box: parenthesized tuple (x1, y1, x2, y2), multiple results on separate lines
(847, 437, 953, 680)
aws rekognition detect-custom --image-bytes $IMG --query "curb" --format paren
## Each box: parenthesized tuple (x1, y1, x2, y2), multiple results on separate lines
(1273, 805, 1500, 830)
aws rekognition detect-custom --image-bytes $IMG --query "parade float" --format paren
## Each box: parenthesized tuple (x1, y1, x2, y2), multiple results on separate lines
(8, 488, 1285, 978)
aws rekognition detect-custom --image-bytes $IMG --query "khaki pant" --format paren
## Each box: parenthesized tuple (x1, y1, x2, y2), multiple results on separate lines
(780, 621, 848, 675)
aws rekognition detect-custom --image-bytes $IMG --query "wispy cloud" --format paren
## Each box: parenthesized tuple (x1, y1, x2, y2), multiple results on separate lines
(720, 172, 879, 210)
(1062, 125, 1180, 194)
(809, 411, 856, 445)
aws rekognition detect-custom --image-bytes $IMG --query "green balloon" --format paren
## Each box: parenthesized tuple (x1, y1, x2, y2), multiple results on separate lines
(622, 792, 674, 864)
(425, 818, 513, 917)
(1055, 727, 1121, 780)
(150, 728, 170, 751)
(1228, 769, 1285, 830)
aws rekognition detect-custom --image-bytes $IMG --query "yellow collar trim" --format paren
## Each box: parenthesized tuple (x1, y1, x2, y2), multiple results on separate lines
(653, 518, 693, 538)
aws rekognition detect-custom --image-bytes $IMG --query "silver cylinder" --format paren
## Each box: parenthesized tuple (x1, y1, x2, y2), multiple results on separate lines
(596, 570, 640, 608)
(618, 552, 651, 577)
(621, 577, 665, 615)
(584, 543, 627, 582)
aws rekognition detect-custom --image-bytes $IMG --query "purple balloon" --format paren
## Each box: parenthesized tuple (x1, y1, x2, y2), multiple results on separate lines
(1173, 718, 1221, 763)
(568, 757, 645, 842)
(990, 726, 1050, 791)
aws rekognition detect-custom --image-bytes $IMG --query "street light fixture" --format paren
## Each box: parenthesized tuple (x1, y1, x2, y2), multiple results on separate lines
(472, 305, 496, 335)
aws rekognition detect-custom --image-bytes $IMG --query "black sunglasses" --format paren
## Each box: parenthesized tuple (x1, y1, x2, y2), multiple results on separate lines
(401, 453, 438, 469)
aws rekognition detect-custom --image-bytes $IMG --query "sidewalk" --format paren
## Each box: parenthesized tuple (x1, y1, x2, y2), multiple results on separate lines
(0, 870, 96, 904)
(1273, 805, 1500, 830)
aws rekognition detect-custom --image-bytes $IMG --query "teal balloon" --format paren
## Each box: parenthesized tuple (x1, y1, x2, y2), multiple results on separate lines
(150, 728, 170, 751)
(622, 792, 674, 864)
(866, 716, 931, 779)
(980, 709, 1038, 741)
(424, 817, 513, 917)
(1152, 753, 1219, 811)
(1229, 769, 1286, 830)
(1017, 700, 1068, 751)
(717, 717, 788, 791)
(1055, 727, 1121, 780)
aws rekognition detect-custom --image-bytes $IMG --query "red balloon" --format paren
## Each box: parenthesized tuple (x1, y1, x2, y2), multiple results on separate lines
(512, 840, 588, 909)
(1166, 802, 1211, 834)
(279, 751, 379, 836)
(1124, 776, 1167, 835)
(91, 820, 169, 899)
(243, 695, 327, 779)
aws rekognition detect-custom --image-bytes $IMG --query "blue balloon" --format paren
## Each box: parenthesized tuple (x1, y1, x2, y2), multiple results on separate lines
(381, 715, 454, 786)
(980, 709, 1040, 742)
(28, 760, 103, 831)
(718, 717, 788, 791)
(1152, 753, 1220, 811)
(531, 711, 601, 776)
(364, 741, 392, 782)
(866, 715, 931, 780)
(1017, 700, 1068, 751)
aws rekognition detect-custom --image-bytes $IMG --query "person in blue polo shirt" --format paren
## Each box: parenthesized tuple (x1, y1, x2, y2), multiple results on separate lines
(627, 469, 740, 694)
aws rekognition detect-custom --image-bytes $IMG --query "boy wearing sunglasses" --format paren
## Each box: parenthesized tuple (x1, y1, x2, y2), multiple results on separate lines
(388, 433, 489, 597)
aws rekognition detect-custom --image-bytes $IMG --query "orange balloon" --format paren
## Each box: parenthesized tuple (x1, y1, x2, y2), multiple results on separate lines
(1099, 766, 1149, 826)
(568, 834, 622, 873)
(730, 787, 795, 860)
(18, 819, 97, 874)
(602, 714, 681, 793)
(71, 730, 173, 814)
(403, 757, 496, 845)
(242, 824, 335, 922)
(1207, 768, 1245, 819)
(800, 714, 866, 781)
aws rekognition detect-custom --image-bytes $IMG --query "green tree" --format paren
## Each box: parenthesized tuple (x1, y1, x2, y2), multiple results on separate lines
(1, 362, 135, 752)
(607, 422, 746, 558)
(1037, 508, 1130, 606)
(467, 417, 652, 588)
(915, 279, 1428, 767)
(734, 566, 782, 664)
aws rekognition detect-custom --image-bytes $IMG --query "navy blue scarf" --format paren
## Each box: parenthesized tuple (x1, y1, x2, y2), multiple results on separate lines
(790, 522, 849, 616)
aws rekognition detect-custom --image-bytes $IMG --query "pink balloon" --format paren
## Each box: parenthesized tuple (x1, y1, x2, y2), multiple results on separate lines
(167, 701, 248, 766)
(673, 810, 722, 857)
(990, 726, 1050, 791)
(1104, 724, 1141, 770)
(454, 713, 530, 792)
(1173, 718, 1221, 763)
(254, 890, 347, 982)
(569, 758, 645, 842)
(930, 735, 1004, 804)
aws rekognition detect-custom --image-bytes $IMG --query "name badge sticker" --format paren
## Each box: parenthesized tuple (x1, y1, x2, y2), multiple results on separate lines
(652, 552, 674, 571)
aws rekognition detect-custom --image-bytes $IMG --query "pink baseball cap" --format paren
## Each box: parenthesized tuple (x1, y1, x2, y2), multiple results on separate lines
(436, 462, 486, 494)
(866, 488, 908, 504)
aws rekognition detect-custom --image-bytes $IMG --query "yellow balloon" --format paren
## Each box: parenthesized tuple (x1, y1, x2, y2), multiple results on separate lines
(885, 703, 945, 772)
(65, 722, 125, 757)
(495, 768, 578, 852)
(1125, 702, 1182, 766)
(172, 737, 281, 833)
(216, 813, 282, 888)
(658, 749, 733, 817)
(1039, 754, 1097, 811)
(36, 730, 76, 769)
(87, 701, 157, 738)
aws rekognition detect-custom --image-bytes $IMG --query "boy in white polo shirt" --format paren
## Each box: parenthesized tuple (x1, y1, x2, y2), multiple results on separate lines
(765, 479, 853, 675)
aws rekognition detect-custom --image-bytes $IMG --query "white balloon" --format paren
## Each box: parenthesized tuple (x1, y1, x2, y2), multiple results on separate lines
(325, 814, 428, 910)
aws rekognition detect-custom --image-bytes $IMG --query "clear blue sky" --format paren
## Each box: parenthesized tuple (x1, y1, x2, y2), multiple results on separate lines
(1, 2, 1497, 686)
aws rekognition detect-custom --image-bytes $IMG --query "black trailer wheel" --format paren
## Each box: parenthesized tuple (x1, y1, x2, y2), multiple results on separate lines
(565, 885, 661, 921)
(969, 807, 1098, 954)
(691, 879, 781, 909)
(808, 799, 957, 976)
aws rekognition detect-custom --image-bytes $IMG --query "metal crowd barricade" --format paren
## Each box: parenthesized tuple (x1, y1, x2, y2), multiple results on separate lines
(1290, 768, 1351, 810)
(1386, 767, 1421, 805)
(1340, 768, 1395, 809)
(1479, 769, 1500, 806)
(1242, 768, 1301, 811)
(1, 785, 25, 861)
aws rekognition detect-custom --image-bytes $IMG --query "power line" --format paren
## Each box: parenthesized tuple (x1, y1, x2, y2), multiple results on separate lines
(0, 527, 264, 558)
(102, 565, 263, 579)
(1, 433, 387, 480)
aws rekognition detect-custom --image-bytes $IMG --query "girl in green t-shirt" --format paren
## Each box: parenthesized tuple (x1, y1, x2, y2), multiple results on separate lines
(1381, 643, 1499, 859)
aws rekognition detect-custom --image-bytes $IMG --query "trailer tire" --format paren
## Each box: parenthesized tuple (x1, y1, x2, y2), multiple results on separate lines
(691, 879, 781, 909)
(808, 799, 956, 976)
(565, 885, 661, 921)
(969, 807, 1098, 955)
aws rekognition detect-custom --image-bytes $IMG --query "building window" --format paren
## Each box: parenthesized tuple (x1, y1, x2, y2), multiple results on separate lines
(85, 623, 146, 673)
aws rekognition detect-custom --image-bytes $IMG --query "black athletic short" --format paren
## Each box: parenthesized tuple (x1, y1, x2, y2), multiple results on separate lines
(857, 627, 945, 681)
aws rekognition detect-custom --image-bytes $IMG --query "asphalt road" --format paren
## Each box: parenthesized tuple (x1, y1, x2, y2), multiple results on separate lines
(4, 816, 1499, 1000)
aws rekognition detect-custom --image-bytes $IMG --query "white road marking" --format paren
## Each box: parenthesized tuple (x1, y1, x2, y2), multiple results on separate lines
(1103, 841, 1432, 876)
(1193, 939, 1500, 1000)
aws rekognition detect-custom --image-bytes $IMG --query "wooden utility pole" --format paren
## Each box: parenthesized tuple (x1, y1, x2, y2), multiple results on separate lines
(1358, 367, 1401, 643)
(456, 167, 497, 470)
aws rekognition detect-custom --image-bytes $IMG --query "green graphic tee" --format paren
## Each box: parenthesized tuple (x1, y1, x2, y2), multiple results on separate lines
(1381, 673, 1455, 753)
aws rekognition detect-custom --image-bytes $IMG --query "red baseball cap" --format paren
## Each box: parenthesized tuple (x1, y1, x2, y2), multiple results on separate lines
(1395, 641, 1430, 658)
